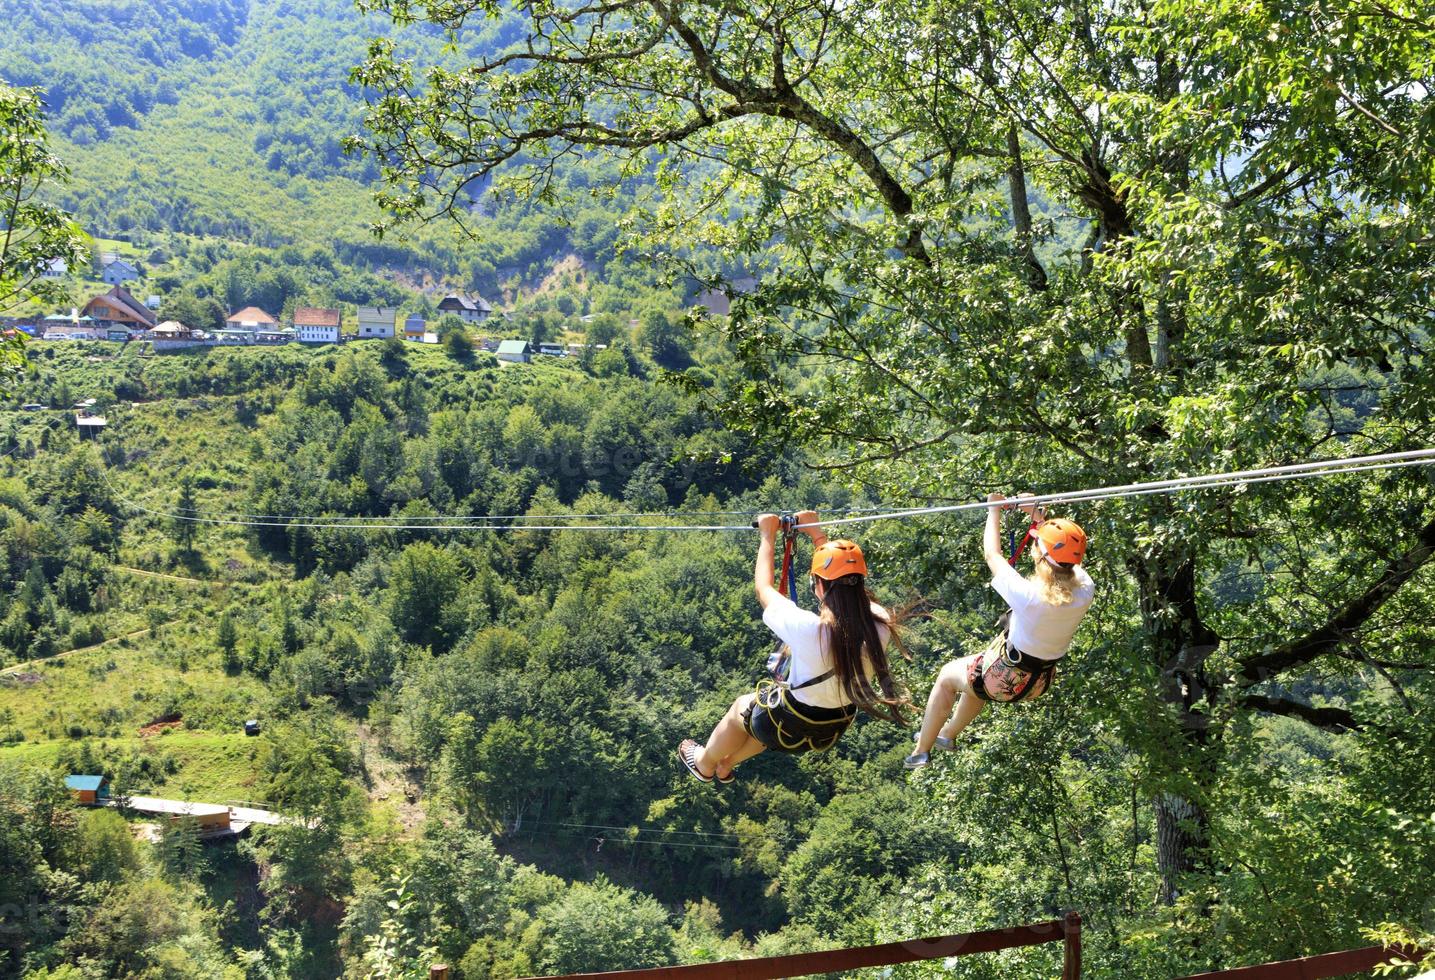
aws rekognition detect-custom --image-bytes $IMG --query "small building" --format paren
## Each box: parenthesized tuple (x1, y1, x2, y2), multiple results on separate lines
(42, 258, 67, 280)
(226, 306, 278, 332)
(688, 276, 758, 318)
(100, 258, 140, 286)
(437, 294, 495, 323)
(65, 774, 110, 805)
(150, 320, 193, 341)
(537, 343, 565, 357)
(403, 314, 426, 340)
(496, 339, 532, 363)
(356, 306, 398, 340)
(145, 295, 162, 310)
(244, 719, 260, 737)
(106, 327, 132, 342)
(293, 307, 341, 344)
(76, 414, 108, 437)
(170, 804, 231, 833)
(83, 285, 157, 330)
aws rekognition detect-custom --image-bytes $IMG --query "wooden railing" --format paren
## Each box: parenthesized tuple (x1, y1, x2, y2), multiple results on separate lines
(1174, 943, 1419, 979)
(427, 921, 1422, 980)
(429, 913, 1082, 980)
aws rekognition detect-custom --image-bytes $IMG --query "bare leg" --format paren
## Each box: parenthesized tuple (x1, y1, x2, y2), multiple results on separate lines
(696, 694, 756, 776)
(714, 736, 766, 779)
(914, 660, 969, 755)
(940, 690, 986, 741)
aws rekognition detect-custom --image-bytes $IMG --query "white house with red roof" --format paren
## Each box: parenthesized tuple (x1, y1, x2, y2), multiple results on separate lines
(293, 306, 340, 343)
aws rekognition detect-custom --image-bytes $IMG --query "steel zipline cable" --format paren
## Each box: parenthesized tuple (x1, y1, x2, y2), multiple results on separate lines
(107, 447, 1435, 533)
(154, 510, 895, 525)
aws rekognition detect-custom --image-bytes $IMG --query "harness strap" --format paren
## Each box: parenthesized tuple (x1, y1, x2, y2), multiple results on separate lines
(785, 534, 798, 603)
(1008, 521, 1039, 567)
(777, 529, 794, 596)
(1008, 655, 1056, 702)
(788, 668, 835, 692)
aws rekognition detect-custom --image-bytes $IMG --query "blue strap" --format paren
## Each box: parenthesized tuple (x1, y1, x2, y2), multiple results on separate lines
(786, 543, 798, 602)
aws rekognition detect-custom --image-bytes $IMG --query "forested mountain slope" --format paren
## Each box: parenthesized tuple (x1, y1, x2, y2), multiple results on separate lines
(0, 0, 632, 294)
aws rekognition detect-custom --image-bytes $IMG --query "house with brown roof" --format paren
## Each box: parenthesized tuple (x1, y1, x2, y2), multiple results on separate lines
(293, 307, 341, 344)
(83, 286, 157, 329)
(226, 306, 279, 332)
(437, 294, 495, 323)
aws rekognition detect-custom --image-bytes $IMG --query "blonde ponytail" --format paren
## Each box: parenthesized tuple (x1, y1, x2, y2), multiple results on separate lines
(1032, 560, 1076, 606)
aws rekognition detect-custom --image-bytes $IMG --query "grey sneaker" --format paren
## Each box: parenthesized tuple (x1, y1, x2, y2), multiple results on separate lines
(914, 732, 956, 752)
(903, 751, 930, 769)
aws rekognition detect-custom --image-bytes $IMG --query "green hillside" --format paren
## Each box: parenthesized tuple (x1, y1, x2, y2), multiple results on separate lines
(0, 0, 661, 317)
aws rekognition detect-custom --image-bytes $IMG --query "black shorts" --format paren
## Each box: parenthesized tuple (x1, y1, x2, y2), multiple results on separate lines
(742, 683, 856, 754)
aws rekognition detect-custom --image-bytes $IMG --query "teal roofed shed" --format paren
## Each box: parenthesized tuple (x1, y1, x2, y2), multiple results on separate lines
(497, 339, 531, 363)
(65, 774, 109, 804)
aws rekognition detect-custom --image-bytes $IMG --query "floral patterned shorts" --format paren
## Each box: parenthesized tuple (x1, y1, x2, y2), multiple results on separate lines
(962, 635, 1055, 703)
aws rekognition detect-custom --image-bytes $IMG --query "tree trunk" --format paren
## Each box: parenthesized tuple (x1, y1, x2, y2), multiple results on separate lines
(1137, 550, 1221, 904)
(1155, 792, 1210, 906)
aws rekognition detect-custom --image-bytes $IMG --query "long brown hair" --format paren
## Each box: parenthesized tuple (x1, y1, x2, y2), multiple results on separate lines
(817, 574, 911, 723)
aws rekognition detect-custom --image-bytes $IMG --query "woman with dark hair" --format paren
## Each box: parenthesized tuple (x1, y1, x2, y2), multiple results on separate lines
(679, 511, 909, 783)
(905, 492, 1093, 768)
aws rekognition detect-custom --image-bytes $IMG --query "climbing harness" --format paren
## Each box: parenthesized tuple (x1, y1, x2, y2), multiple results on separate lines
(970, 631, 1057, 703)
(744, 670, 856, 753)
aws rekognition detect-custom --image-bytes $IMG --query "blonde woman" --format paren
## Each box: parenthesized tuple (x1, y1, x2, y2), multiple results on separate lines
(905, 492, 1092, 768)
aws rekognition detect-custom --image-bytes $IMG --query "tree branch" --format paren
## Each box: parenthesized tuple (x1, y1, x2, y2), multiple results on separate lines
(1237, 694, 1361, 733)
(1237, 512, 1435, 686)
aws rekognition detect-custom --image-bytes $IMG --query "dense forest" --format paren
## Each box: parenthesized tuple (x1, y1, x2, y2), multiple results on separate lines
(1, 337, 1431, 979)
(3, 0, 1435, 977)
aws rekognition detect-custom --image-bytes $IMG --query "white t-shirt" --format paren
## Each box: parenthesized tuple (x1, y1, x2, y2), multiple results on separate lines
(761, 594, 891, 709)
(989, 561, 1094, 659)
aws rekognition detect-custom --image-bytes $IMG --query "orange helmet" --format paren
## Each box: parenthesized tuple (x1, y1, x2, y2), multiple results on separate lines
(811, 539, 868, 580)
(1034, 519, 1087, 566)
